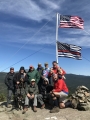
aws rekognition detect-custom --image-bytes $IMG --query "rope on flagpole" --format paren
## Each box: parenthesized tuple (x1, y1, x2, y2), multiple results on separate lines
(1, 40, 55, 72)
(82, 55, 90, 63)
(0, 14, 56, 70)
(1, 13, 90, 72)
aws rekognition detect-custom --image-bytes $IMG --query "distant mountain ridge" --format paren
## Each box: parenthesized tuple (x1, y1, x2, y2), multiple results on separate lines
(65, 74, 90, 92)
(0, 72, 90, 94)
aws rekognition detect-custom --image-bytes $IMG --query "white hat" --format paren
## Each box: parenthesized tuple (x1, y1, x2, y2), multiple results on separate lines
(31, 79, 35, 82)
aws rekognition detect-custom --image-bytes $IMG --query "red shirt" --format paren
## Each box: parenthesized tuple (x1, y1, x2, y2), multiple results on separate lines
(61, 68, 66, 75)
(52, 67, 66, 75)
(53, 79, 68, 93)
(52, 67, 58, 74)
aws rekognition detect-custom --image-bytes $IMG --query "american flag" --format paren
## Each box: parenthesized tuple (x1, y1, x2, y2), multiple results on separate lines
(59, 15, 84, 29)
(57, 41, 82, 60)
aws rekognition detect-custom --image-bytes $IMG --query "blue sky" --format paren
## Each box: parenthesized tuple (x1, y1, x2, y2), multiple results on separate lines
(0, 0, 90, 76)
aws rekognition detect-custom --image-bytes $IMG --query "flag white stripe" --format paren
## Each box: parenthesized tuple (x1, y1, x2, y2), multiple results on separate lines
(57, 41, 82, 60)
(60, 21, 84, 24)
(70, 45, 81, 49)
(58, 52, 82, 59)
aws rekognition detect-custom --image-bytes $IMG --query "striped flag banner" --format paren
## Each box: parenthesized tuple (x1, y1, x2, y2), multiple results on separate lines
(57, 41, 82, 60)
(59, 15, 84, 29)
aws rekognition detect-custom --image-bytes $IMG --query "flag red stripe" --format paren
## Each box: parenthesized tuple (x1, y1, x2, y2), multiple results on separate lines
(58, 50, 81, 55)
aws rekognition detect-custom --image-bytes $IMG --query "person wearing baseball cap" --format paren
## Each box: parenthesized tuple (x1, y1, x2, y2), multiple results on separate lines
(42, 62, 50, 79)
(29, 65, 33, 69)
(37, 63, 44, 90)
(10, 67, 14, 70)
(23, 78, 45, 113)
(31, 79, 35, 82)
(5, 67, 15, 108)
(27, 65, 40, 84)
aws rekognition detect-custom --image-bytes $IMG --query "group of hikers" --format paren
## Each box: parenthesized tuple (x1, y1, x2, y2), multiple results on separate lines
(5, 61, 70, 113)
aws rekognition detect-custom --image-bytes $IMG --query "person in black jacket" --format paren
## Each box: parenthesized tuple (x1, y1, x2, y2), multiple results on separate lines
(13, 66, 28, 110)
(40, 77, 53, 101)
(5, 67, 15, 108)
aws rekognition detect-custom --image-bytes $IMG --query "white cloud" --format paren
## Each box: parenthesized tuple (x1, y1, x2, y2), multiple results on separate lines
(59, 35, 90, 47)
(3, 40, 55, 56)
(3, 21, 90, 48)
(0, 0, 64, 21)
(1, 20, 90, 48)
(7, 34, 56, 45)
(1, 0, 90, 48)
(58, 24, 90, 47)
(0, 21, 56, 44)
(40, 0, 59, 9)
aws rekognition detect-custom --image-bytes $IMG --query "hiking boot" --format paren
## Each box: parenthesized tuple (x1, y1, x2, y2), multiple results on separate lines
(7, 104, 12, 108)
(41, 104, 45, 109)
(50, 106, 59, 113)
(15, 105, 19, 111)
(16, 108, 19, 111)
(33, 106, 37, 112)
(22, 107, 28, 114)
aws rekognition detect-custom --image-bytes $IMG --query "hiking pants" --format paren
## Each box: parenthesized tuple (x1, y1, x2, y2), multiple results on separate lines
(59, 91, 68, 103)
(37, 94, 44, 105)
(7, 89, 14, 106)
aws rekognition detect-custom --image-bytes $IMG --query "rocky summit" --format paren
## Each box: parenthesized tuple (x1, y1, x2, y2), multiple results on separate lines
(0, 101, 90, 120)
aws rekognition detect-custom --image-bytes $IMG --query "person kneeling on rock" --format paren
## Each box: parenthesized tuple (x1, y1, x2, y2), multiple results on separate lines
(22, 79, 45, 114)
(50, 74, 68, 113)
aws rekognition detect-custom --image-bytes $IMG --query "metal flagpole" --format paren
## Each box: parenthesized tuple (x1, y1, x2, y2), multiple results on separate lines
(56, 13, 59, 64)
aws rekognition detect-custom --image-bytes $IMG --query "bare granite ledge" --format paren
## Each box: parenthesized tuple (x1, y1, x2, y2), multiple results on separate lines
(0, 101, 90, 120)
